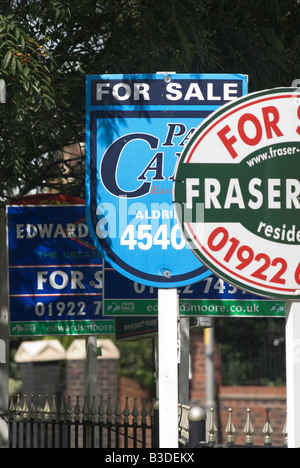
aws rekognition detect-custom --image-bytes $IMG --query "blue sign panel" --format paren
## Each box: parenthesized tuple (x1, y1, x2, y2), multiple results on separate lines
(104, 264, 285, 318)
(7, 206, 113, 336)
(86, 74, 248, 288)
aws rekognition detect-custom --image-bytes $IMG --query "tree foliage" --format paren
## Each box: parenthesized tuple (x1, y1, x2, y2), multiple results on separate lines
(0, 0, 299, 203)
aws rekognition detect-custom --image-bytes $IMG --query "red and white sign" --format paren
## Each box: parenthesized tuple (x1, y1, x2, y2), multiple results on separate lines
(174, 88, 300, 299)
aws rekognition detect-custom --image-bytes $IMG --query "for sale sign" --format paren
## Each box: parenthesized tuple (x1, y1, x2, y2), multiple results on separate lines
(174, 88, 300, 299)
(8, 206, 113, 336)
(86, 74, 247, 288)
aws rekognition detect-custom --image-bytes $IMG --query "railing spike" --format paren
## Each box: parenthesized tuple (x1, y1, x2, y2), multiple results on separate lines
(90, 396, 97, 422)
(51, 395, 57, 422)
(115, 398, 121, 424)
(82, 396, 89, 422)
(244, 408, 254, 445)
(22, 394, 29, 421)
(59, 397, 66, 422)
(44, 395, 51, 422)
(207, 408, 218, 443)
(9, 396, 15, 423)
(106, 397, 113, 423)
(262, 408, 273, 446)
(225, 408, 236, 445)
(132, 397, 139, 424)
(37, 394, 43, 421)
(74, 396, 81, 421)
(98, 396, 105, 422)
(66, 396, 73, 421)
(15, 394, 22, 422)
(123, 396, 130, 424)
(29, 395, 36, 418)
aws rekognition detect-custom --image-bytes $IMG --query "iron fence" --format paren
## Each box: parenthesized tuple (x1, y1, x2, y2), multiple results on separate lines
(8, 394, 153, 449)
(179, 406, 288, 449)
(7, 395, 288, 448)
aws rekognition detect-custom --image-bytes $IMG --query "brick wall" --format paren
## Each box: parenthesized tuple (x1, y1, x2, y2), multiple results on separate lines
(19, 361, 66, 398)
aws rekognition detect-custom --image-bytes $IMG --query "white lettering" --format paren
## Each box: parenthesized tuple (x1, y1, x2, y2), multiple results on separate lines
(268, 179, 281, 209)
(187, 177, 300, 210)
(286, 179, 300, 209)
(204, 179, 221, 209)
(166, 82, 182, 101)
(248, 178, 263, 209)
(186, 178, 200, 209)
(184, 83, 205, 101)
(224, 83, 238, 101)
(224, 178, 245, 209)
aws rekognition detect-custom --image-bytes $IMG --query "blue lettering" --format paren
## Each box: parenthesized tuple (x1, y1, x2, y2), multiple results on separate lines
(101, 133, 159, 198)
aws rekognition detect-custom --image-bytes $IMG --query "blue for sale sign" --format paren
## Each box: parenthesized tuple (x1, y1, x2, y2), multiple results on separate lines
(7, 205, 113, 336)
(86, 74, 248, 287)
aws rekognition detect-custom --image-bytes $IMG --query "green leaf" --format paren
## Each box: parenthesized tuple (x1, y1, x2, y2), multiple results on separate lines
(17, 58, 23, 73)
(11, 57, 17, 75)
(3, 50, 12, 69)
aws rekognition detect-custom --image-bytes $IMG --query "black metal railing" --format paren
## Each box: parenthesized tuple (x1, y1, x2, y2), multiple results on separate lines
(180, 406, 288, 449)
(7, 395, 288, 448)
(8, 394, 153, 449)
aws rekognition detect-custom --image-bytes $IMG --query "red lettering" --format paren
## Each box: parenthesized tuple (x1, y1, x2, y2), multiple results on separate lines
(297, 105, 300, 136)
(217, 125, 238, 159)
(238, 113, 262, 146)
(262, 106, 283, 139)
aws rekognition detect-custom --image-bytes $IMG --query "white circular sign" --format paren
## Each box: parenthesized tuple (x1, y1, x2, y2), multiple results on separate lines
(174, 88, 300, 299)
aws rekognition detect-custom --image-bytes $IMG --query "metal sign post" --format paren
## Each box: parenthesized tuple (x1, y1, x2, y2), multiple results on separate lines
(0, 208, 9, 448)
(285, 301, 300, 448)
(85, 335, 98, 448)
(158, 289, 179, 448)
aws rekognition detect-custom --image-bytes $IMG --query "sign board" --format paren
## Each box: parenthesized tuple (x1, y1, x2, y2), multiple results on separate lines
(174, 88, 300, 299)
(114, 316, 199, 341)
(7, 205, 113, 336)
(115, 316, 158, 341)
(104, 265, 285, 318)
(86, 73, 248, 287)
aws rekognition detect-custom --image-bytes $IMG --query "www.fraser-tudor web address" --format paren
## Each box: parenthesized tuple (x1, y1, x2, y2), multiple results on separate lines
(247, 145, 299, 167)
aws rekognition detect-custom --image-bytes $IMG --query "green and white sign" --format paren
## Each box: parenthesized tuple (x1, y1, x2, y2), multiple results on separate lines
(106, 297, 284, 318)
(104, 268, 285, 317)
(174, 88, 300, 299)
